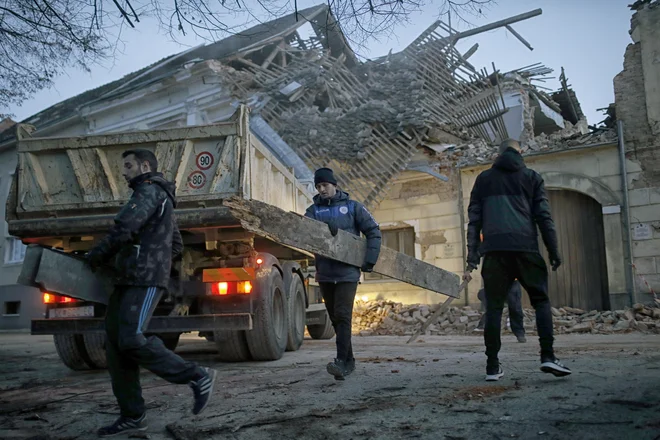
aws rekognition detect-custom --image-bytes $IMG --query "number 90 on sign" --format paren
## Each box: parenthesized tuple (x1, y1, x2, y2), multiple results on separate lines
(188, 171, 206, 189)
(196, 152, 214, 170)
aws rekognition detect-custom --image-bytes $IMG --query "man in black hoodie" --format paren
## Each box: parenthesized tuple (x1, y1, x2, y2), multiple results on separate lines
(87, 149, 216, 437)
(464, 139, 571, 381)
(305, 168, 381, 380)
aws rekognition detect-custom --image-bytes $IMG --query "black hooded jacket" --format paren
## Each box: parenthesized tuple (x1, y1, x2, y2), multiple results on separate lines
(88, 172, 183, 288)
(466, 148, 559, 267)
(305, 191, 381, 282)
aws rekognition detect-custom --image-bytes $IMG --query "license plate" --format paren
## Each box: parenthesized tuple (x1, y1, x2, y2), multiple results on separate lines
(49, 306, 94, 318)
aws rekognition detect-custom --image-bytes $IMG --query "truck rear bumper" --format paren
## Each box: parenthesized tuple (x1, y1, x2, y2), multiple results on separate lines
(32, 313, 253, 335)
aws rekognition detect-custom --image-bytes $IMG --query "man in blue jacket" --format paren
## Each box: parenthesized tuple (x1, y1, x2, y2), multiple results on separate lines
(464, 139, 571, 381)
(305, 168, 382, 380)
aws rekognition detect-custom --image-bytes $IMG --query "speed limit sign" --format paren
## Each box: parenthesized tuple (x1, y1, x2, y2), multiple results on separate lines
(196, 152, 214, 170)
(188, 171, 206, 189)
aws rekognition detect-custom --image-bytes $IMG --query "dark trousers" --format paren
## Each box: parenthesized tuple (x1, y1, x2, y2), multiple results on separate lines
(477, 281, 525, 337)
(481, 252, 554, 366)
(105, 286, 203, 418)
(319, 282, 358, 361)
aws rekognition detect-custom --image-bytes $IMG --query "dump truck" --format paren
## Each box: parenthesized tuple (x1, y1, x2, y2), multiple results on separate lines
(6, 106, 461, 371)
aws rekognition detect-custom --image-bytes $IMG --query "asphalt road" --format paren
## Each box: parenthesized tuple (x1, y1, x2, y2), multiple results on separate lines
(1, 332, 659, 439)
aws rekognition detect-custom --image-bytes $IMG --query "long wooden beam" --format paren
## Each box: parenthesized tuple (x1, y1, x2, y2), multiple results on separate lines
(222, 197, 461, 298)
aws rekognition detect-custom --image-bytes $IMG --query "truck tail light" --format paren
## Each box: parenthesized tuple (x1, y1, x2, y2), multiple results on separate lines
(237, 281, 252, 294)
(210, 281, 252, 295)
(44, 293, 78, 304)
(211, 282, 229, 296)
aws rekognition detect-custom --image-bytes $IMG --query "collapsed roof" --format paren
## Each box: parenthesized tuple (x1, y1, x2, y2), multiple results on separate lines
(7, 5, 604, 208)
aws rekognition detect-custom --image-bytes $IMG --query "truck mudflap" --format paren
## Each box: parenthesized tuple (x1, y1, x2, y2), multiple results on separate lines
(32, 313, 253, 335)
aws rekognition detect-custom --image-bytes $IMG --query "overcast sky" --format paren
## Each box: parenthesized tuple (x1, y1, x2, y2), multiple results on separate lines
(7, 0, 633, 126)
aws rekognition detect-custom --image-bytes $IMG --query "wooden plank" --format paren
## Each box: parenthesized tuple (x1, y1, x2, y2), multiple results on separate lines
(222, 197, 461, 297)
(18, 123, 239, 153)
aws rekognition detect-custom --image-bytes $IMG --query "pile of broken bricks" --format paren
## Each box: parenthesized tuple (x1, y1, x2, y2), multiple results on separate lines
(351, 300, 660, 336)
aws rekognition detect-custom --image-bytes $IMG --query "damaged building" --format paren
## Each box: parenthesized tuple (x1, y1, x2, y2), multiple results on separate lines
(0, 3, 659, 329)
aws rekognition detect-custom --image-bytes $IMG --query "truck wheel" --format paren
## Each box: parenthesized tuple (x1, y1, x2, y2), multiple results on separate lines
(213, 330, 252, 362)
(82, 333, 108, 369)
(53, 334, 90, 371)
(307, 312, 335, 340)
(201, 300, 252, 361)
(246, 267, 288, 361)
(285, 274, 306, 352)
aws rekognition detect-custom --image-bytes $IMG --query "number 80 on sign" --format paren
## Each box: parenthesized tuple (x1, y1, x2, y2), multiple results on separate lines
(188, 171, 206, 189)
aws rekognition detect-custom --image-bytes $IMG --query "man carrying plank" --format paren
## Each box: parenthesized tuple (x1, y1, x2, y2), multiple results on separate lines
(464, 139, 572, 381)
(87, 149, 217, 437)
(305, 168, 382, 380)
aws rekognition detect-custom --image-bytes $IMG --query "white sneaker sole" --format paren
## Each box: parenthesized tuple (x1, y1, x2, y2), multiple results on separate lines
(541, 362, 572, 377)
(485, 371, 504, 381)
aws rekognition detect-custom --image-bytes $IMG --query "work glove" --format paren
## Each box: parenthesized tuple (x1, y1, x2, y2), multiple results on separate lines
(86, 250, 104, 273)
(549, 252, 562, 271)
(326, 220, 339, 237)
(361, 262, 375, 273)
(466, 248, 480, 271)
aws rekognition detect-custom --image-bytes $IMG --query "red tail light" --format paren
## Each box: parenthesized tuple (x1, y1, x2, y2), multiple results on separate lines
(44, 293, 78, 304)
(211, 282, 229, 296)
(210, 281, 252, 295)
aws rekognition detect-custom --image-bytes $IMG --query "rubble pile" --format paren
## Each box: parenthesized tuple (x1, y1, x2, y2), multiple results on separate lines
(352, 300, 660, 336)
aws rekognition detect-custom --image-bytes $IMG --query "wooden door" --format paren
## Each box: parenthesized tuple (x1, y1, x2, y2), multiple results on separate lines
(524, 190, 609, 310)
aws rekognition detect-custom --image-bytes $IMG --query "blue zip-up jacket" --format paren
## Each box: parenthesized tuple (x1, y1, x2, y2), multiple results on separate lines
(305, 191, 382, 283)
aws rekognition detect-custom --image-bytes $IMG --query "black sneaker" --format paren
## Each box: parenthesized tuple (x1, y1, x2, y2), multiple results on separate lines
(516, 334, 527, 343)
(97, 414, 147, 437)
(345, 358, 356, 376)
(326, 358, 347, 380)
(485, 365, 504, 382)
(190, 367, 217, 415)
(541, 357, 572, 377)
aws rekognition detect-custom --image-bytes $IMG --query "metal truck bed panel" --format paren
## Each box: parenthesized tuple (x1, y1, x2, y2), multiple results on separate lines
(7, 106, 313, 238)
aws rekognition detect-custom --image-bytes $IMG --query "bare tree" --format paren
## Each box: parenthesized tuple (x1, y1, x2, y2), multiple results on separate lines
(0, 0, 491, 115)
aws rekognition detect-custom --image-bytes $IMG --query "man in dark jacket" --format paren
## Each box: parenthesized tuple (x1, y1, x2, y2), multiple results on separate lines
(87, 149, 217, 437)
(464, 139, 571, 381)
(305, 168, 381, 380)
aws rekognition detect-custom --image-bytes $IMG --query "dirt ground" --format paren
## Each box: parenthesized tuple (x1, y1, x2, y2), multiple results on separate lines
(1, 332, 659, 440)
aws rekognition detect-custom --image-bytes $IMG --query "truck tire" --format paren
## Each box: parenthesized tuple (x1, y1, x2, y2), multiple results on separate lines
(53, 334, 90, 371)
(82, 333, 108, 369)
(200, 300, 252, 361)
(285, 274, 306, 352)
(307, 312, 335, 340)
(213, 330, 252, 362)
(245, 267, 288, 361)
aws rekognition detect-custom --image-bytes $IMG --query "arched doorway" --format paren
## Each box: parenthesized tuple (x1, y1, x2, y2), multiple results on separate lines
(525, 190, 610, 310)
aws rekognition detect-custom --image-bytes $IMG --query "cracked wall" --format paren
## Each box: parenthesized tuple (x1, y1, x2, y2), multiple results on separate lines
(613, 1, 660, 301)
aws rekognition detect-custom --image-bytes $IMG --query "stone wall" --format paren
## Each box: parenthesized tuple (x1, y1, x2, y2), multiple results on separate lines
(357, 169, 464, 305)
(614, 1, 660, 302)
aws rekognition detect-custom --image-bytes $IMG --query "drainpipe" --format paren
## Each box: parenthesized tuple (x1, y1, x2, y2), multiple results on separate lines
(617, 120, 637, 306)
(456, 168, 470, 306)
